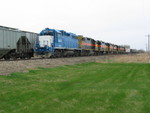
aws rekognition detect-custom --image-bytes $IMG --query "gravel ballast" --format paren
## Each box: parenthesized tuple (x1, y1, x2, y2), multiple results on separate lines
(0, 53, 149, 75)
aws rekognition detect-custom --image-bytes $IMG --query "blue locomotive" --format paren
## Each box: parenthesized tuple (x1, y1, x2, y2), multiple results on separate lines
(35, 28, 81, 57)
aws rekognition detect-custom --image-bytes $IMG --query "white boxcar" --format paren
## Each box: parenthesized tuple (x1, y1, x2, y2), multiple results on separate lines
(122, 45, 131, 53)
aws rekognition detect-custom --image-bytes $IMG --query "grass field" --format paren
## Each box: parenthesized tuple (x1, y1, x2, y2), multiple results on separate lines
(0, 62, 150, 113)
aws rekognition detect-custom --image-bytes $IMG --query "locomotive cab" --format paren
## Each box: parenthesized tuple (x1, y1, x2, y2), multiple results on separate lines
(35, 29, 55, 57)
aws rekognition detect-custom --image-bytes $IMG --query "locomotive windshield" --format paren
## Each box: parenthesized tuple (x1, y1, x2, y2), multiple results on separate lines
(38, 30, 54, 48)
(41, 31, 53, 36)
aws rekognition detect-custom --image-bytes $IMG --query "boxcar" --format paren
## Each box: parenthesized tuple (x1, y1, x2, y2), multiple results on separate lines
(0, 26, 38, 59)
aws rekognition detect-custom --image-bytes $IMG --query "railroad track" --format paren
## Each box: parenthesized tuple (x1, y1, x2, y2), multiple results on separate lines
(0, 54, 127, 62)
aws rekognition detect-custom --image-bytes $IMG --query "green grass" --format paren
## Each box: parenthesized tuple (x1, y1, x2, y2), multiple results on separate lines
(0, 62, 150, 113)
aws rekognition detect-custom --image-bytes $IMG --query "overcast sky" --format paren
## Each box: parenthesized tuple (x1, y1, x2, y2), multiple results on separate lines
(0, 0, 150, 50)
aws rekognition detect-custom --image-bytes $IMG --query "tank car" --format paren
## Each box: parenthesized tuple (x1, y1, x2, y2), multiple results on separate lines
(0, 26, 38, 60)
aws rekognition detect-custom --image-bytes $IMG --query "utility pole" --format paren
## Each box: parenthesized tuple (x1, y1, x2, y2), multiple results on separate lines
(146, 35, 150, 52)
(146, 35, 150, 63)
(148, 35, 150, 52)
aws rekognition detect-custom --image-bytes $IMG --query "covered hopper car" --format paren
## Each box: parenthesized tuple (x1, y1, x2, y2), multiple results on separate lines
(0, 26, 38, 60)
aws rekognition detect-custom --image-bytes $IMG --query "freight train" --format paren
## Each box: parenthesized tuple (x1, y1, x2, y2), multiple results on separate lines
(34, 28, 128, 58)
(0, 26, 132, 60)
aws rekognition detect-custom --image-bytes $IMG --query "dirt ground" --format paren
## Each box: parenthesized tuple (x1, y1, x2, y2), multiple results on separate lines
(0, 53, 149, 75)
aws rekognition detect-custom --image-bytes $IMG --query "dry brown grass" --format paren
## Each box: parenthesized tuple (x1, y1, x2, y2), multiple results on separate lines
(113, 53, 150, 63)
(96, 53, 150, 63)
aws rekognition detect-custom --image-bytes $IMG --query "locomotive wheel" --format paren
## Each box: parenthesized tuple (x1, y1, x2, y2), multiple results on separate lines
(59, 52, 63, 58)
(54, 50, 62, 58)
(57, 52, 61, 58)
